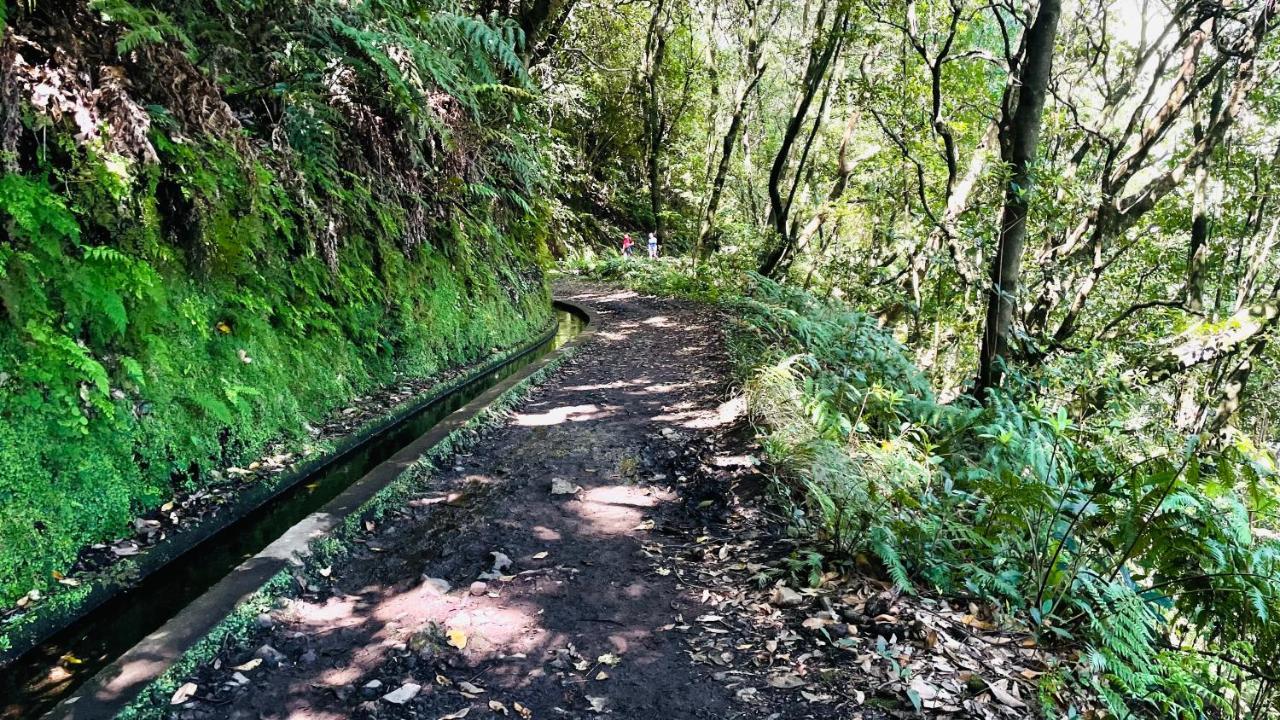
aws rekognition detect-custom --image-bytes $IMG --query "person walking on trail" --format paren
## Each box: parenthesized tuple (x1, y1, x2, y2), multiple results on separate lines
(647, 232, 658, 259)
(622, 233, 634, 257)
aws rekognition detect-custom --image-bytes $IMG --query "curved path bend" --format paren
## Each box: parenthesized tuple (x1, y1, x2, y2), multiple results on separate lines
(165, 282, 790, 720)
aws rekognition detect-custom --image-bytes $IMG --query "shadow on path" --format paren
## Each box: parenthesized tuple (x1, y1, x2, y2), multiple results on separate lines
(171, 283, 762, 720)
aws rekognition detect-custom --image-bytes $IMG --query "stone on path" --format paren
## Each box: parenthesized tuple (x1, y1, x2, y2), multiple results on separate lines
(382, 683, 422, 705)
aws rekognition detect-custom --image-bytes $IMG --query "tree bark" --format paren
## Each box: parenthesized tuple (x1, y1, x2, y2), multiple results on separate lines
(695, 0, 769, 260)
(641, 0, 670, 244)
(1143, 291, 1280, 384)
(758, 0, 848, 277)
(974, 0, 1061, 396)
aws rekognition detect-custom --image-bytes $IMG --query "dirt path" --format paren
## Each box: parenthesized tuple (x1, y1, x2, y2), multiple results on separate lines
(174, 283, 818, 720)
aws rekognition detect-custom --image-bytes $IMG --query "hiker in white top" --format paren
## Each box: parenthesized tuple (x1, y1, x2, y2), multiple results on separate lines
(647, 232, 658, 259)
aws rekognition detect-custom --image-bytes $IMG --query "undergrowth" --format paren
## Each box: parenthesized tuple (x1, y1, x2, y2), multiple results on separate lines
(0, 0, 554, 609)
(569, 258, 1280, 718)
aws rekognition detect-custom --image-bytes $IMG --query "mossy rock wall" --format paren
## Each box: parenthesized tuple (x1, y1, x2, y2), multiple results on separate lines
(0, 0, 554, 610)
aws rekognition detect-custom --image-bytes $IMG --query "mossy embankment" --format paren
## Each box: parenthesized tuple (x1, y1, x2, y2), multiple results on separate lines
(0, 0, 553, 616)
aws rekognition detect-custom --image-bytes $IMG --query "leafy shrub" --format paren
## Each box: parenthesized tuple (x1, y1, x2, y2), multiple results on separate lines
(723, 276, 1280, 717)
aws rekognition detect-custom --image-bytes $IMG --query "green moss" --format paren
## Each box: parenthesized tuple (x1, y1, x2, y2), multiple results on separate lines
(116, 344, 576, 720)
(1, 0, 555, 612)
(0, 148, 550, 605)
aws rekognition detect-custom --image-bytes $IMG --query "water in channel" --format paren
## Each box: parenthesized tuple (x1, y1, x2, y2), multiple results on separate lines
(0, 306, 585, 719)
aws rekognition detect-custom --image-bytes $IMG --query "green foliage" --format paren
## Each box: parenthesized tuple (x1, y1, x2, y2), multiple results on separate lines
(559, 253, 750, 302)
(0, 0, 555, 610)
(89, 0, 194, 54)
(583, 262, 1280, 717)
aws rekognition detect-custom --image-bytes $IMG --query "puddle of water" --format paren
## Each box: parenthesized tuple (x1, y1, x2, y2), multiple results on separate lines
(0, 307, 585, 719)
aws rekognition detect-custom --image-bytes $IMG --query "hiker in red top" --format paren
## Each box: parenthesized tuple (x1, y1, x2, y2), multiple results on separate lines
(622, 233, 634, 257)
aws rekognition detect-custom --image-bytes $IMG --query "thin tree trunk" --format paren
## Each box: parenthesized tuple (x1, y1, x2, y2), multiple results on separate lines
(790, 110, 861, 257)
(758, 0, 848, 277)
(641, 0, 670, 244)
(695, 0, 768, 261)
(974, 0, 1062, 395)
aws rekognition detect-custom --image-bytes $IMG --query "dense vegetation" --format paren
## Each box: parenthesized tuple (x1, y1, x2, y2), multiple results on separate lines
(0, 0, 552, 611)
(6, 0, 1280, 715)
(551, 0, 1280, 711)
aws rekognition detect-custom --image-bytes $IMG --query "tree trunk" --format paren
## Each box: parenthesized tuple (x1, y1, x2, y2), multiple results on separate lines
(526, 0, 576, 65)
(641, 0, 670, 244)
(974, 0, 1061, 396)
(758, 0, 847, 277)
(695, 0, 768, 261)
(1143, 291, 1280, 383)
(790, 110, 861, 257)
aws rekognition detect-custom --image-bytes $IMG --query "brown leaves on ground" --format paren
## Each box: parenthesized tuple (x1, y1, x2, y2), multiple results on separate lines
(644, 454, 1063, 719)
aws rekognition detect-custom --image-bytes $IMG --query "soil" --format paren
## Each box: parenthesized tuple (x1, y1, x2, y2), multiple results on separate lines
(167, 283, 1047, 720)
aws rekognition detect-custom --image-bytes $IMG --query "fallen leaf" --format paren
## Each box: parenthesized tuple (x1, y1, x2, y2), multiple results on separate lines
(586, 696, 608, 713)
(987, 679, 1027, 708)
(961, 614, 995, 630)
(909, 677, 938, 702)
(766, 673, 806, 689)
(488, 700, 509, 715)
(437, 709, 470, 720)
(769, 586, 804, 608)
(801, 616, 831, 630)
(597, 652, 622, 666)
(514, 702, 532, 719)
(170, 682, 198, 705)
(447, 628, 469, 650)
(231, 658, 262, 672)
(532, 551, 549, 560)
(110, 543, 140, 557)
(595, 671, 609, 681)
(458, 681, 485, 695)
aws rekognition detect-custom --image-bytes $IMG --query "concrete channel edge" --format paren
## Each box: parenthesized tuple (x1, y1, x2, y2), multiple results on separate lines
(45, 299, 598, 720)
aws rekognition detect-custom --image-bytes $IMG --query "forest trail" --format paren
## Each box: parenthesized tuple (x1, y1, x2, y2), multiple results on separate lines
(172, 282, 820, 720)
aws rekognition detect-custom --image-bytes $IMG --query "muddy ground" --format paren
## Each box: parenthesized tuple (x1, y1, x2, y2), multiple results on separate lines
(168, 283, 1045, 720)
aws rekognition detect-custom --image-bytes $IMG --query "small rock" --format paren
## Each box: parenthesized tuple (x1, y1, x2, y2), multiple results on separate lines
(421, 577, 452, 595)
(231, 672, 250, 686)
(381, 682, 422, 705)
(299, 649, 318, 665)
(488, 551, 513, 574)
(550, 478, 580, 495)
(254, 644, 286, 668)
(360, 679, 384, 699)
(470, 581, 488, 596)
(769, 586, 805, 608)
(256, 613, 274, 629)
